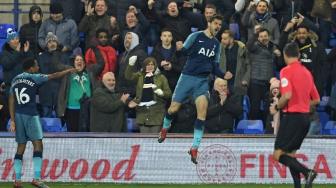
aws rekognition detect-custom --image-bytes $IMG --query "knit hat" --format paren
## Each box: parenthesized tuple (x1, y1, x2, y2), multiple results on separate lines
(49, 2, 63, 14)
(45, 32, 58, 44)
(6, 28, 18, 42)
(269, 77, 280, 91)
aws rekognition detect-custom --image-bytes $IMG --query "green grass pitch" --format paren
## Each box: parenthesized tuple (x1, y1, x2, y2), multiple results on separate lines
(1, 183, 335, 188)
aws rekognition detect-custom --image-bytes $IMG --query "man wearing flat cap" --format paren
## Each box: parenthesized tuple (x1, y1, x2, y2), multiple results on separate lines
(38, 2, 79, 56)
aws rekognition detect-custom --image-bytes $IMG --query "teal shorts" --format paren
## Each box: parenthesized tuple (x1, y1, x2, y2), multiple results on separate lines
(172, 74, 210, 103)
(15, 113, 43, 143)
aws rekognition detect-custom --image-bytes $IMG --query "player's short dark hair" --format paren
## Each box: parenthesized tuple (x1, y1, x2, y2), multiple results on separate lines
(283, 42, 300, 58)
(95, 28, 109, 38)
(22, 57, 36, 71)
(257, 28, 270, 36)
(209, 14, 223, 23)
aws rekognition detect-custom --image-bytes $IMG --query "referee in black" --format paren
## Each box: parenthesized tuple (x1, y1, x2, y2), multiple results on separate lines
(270, 42, 320, 188)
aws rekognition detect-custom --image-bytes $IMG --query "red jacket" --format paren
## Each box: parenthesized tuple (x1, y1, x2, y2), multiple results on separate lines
(85, 45, 117, 79)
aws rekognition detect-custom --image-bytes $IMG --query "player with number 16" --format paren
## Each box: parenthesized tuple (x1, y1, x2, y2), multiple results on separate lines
(9, 57, 75, 188)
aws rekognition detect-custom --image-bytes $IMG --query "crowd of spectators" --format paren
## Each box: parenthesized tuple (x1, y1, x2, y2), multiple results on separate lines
(1, 0, 336, 134)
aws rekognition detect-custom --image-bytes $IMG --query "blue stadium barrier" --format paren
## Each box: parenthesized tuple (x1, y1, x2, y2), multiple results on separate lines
(242, 95, 250, 120)
(234, 120, 264, 134)
(79, 32, 85, 41)
(317, 96, 330, 129)
(6, 120, 10, 131)
(322, 121, 336, 135)
(147, 46, 153, 55)
(127, 118, 139, 133)
(40, 117, 64, 132)
(0, 23, 16, 39)
(229, 23, 240, 40)
(317, 96, 329, 112)
(0, 64, 3, 81)
(329, 33, 336, 48)
(319, 111, 330, 130)
(0, 38, 6, 52)
(7, 118, 65, 133)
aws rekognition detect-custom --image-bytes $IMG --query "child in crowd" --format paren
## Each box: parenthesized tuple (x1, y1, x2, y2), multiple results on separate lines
(269, 77, 280, 135)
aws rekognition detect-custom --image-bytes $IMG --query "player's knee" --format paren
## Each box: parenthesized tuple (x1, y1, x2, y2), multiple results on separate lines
(273, 150, 282, 161)
(16, 144, 26, 155)
(196, 109, 207, 120)
(168, 105, 179, 114)
(32, 140, 43, 151)
(287, 151, 296, 158)
(168, 108, 176, 114)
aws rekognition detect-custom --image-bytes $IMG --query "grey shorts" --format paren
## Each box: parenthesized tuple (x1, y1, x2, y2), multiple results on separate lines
(15, 113, 43, 143)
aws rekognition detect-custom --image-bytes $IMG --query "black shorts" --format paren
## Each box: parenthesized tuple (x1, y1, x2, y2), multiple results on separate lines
(274, 113, 310, 153)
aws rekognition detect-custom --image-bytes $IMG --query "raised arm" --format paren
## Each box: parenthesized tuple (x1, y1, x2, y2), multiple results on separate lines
(47, 68, 76, 80)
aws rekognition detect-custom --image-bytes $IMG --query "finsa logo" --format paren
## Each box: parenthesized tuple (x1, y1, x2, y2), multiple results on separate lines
(198, 47, 215, 58)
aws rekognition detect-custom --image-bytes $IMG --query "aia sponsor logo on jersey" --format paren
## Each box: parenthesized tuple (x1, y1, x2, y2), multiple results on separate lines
(198, 47, 215, 58)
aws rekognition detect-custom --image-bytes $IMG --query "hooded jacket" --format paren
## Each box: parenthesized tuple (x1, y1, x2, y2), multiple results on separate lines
(117, 32, 147, 95)
(19, 5, 43, 58)
(279, 29, 327, 95)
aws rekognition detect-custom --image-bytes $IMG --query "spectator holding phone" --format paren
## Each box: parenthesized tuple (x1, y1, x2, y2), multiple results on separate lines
(242, 0, 280, 44)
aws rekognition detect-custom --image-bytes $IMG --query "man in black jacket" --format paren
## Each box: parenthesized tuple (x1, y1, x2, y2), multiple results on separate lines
(151, 28, 185, 92)
(279, 18, 327, 96)
(19, 5, 43, 58)
(206, 78, 243, 133)
(117, 32, 147, 96)
(152, 0, 201, 43)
